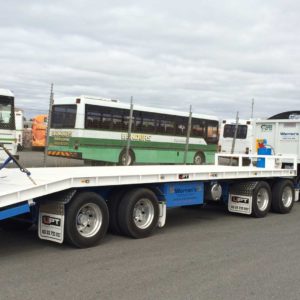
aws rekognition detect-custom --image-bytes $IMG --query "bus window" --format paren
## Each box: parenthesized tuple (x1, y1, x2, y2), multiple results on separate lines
(155, 114, 175, 135)
(112, 109, 124, 131)
(175, 116, 187, 136)
(207, 122, 219, 144)
(191, 120, 206, 138)
(52, 105, 77, 129)
(223, 124, 248, 139)
(85, 105, 112, 130)
(141, 112, 156, 133)
(132, 111, 142, 133)
(0, 98, 14, 130)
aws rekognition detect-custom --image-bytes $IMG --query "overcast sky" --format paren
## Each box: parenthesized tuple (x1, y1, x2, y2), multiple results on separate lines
(1, 0, 299, 119)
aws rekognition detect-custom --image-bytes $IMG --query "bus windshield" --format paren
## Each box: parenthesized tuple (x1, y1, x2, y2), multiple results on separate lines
(0, 96, 14, 129)
(223, 124, 248, 139)
(51, 105, 77, 128)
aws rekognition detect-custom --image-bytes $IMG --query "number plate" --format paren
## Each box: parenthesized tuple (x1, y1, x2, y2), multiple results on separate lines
(228, 194, 252, 215)
(38, 213, 64, 243)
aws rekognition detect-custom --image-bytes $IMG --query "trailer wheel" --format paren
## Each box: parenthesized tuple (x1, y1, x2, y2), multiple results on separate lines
(271, 180, 294, 214)
(65, 192, 109, 248)
(107, 189, 127, 234)
(118, 188, 159, 238)
(251, 181, 271, 218)
(193, 151, 205, 165)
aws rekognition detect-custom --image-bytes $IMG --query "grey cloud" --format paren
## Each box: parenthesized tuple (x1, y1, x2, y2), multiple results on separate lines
(1, 1, 300, 119)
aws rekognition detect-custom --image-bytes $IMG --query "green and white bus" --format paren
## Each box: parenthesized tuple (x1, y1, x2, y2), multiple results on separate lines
(48, 96, 219, 165)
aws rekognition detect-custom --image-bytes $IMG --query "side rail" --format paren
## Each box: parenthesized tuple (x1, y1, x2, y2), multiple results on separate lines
(215, 153, 297, 171)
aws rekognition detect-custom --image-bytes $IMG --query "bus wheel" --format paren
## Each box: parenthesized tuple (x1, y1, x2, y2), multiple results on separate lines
(119, 149, 135, 166)
(251, 181, 271, 218)
(64, 192, 109, 248)
(118, 188, 159, 238)
(193, 151, 205, 165)
(271, 180, 294, 214)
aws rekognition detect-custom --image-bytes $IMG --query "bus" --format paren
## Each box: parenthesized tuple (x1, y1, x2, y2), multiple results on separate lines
(48, 95, 219, 165)
(32, 114, 48, 149)
(14, 108, 24, 151)
(0, 89, 17, 162)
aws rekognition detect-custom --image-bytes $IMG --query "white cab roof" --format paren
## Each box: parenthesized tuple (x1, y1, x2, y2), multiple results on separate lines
(0, 89, 14, 97)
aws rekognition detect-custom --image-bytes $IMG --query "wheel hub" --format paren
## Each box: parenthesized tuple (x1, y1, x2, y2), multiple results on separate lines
(78, 214, 89, 227)
(133, 198, 154, 229)
(282, 186, 293, 207)
(76, 203, 102, 238)
(257, 188, 269, 211)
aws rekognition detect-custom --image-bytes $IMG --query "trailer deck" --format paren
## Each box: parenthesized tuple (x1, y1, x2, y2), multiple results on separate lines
(0, 154, 297, 209)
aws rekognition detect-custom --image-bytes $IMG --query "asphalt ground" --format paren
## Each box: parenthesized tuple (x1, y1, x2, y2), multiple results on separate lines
(1, 151, 300, 299)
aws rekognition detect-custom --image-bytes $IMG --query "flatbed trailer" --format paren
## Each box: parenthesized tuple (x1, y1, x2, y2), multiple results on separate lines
(0, 153, 299, 248)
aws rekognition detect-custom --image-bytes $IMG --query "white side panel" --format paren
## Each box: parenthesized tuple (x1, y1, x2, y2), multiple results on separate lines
(255, 120, 300, 163)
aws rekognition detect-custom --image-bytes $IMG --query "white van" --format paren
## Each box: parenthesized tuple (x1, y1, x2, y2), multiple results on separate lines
(218, 119, 254, 154)
(219, 113, 300, 168)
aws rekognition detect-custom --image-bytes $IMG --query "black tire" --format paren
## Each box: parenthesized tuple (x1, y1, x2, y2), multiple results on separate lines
(118, 188, 159, 238)
(64, 192, 109, 248)
(107, 188, 127, 234)
(271, 180, 294, 214)
(193, 151, 205, 165)
(251, 181, 271, 218)
(119, 149, 135, 166)
(0, 218, 32, 231)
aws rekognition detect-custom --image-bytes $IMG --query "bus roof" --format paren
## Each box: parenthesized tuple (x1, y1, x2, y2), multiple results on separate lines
(54, 95, 219, 121)
(0, 89, 14, 97)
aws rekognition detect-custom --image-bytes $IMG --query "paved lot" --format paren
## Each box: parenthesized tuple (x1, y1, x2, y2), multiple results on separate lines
(1, 151, 300, 299)
(14, 150, 84, 168)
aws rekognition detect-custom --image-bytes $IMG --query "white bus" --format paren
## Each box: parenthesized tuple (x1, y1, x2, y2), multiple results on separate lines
(48, 95, 219, 165)
(0, 89, 17, 162)
(14, 108, 24, 151)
